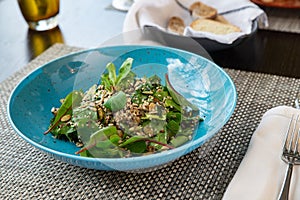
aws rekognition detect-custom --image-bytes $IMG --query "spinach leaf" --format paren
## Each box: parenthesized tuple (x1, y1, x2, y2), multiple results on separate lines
(119, 136, 147, 153)
(170, 135, 189, 147)
(109, 134, 121, 145)
(152, 131, 168, 149)
(45, 90, 83, 134)
(119, 136, 145, 147)
(148, 75, 161, 85)
(103, 91, 127, 112)
(166, 120, 180, 135)
(89, 125, 117, 142)
(73, 107, 98, 123)
(76, 118, 99, 142)
(125, 140, 147, 153)
(165, 99, 182, 112)
(153, 90, 169, 101)
(76, 126, 117, 154)
(165, 74, 199, 115)
(166, 111, 182, 123)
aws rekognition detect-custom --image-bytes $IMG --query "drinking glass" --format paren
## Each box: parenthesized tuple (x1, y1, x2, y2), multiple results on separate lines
(17, 0, 60, 31)
(28, 26, 64, 57)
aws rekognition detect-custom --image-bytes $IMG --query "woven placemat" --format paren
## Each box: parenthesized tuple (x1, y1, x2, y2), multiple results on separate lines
(1, 44, 300, 200)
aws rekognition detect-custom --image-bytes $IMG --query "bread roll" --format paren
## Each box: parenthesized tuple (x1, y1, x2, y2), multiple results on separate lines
(167, 16, 185, 35)
(214, 15, 230, 24)
(190, 19, 241, 35)
(189, 2, 217, 19)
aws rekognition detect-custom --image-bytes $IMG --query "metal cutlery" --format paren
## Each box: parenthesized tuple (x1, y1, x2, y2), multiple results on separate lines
(278, 114, 300, 200)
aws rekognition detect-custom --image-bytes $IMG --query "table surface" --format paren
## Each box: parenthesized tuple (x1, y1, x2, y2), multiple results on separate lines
(0, 0, 126, 82)
(1, 0, 300, 199)
(3, 43, 300, 200)
(1, 0, 300, 82)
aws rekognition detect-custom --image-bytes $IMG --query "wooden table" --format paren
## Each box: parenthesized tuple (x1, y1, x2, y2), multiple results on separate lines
(1, 0, 300, 83)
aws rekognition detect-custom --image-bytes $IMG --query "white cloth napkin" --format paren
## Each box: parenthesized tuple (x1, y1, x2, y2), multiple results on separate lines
(124, 0, 268, 44)
(223, 106, 300, 200)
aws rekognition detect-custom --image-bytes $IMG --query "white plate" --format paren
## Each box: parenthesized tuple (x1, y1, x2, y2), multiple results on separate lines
(112, 0, 133, 11)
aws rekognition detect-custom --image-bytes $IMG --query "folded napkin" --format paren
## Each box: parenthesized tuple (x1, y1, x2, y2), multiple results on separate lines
(124, 0, 268, 44)
(223, 106, 300, 200)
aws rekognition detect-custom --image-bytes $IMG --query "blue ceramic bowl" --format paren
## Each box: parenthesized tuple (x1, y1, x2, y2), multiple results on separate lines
(7, 45, 236, 171)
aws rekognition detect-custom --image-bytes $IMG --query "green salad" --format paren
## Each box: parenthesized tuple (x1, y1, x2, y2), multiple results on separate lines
(45, 58, 202, 158)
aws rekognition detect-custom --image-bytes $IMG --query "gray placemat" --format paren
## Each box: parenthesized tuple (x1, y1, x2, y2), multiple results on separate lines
(260, 7, 300, 33)
(1, 44, 300, 200)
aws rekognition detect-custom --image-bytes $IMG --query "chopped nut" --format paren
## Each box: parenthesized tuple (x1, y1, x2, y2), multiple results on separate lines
(51, 107, 58, 115)
(76, 142, 84, 148)
(148, 103, 156, 113)
(61, 114, 71, 122)
(97, 106, 105, 121)
(143, 126, 153, 136)
(142, 91, 153, 95)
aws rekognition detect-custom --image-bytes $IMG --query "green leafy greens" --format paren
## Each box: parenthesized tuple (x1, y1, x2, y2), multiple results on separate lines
(46, 58, 202, 158)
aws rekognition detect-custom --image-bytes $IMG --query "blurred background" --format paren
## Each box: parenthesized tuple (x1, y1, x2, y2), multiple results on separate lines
(1, 0, 299, 83)
(0, 0, 125, 82)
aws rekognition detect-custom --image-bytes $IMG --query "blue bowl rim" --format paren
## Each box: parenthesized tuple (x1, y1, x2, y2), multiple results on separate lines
(7, 45, 237, 166)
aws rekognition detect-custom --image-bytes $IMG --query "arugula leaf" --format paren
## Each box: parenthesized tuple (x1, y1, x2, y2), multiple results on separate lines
(54, 90, 83, 122)
(116, 58, 133, 85)
(101, 74, 112, 91)
(100, 58, 134, 92)
(115, 71, 136, 91)
(50, 120, 76, 141)
(106, 62, 117, 86)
